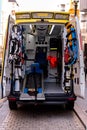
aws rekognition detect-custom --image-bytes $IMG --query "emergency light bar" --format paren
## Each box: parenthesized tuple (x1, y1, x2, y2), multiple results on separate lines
(15, 12, 69, 21)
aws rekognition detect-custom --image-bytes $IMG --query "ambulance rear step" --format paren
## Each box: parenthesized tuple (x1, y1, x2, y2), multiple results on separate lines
(20, 93, 45, 100)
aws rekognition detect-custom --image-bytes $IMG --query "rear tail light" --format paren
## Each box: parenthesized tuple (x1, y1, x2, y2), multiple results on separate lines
(8, 97, 17, 101)
(68, 97, 76, 101)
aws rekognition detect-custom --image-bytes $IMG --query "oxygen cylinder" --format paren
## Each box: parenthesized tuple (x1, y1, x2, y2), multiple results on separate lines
(14, 68, 20, 91)
(15, 79, 20, 92)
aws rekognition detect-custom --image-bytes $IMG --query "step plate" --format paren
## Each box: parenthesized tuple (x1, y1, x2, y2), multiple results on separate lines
(20, 93, 45, 100)
(20, 93, 35, 100)
(37, 93, 45, 100)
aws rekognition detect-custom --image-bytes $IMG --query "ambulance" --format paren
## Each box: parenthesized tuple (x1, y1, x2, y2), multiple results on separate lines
(1, 11, 85, 110)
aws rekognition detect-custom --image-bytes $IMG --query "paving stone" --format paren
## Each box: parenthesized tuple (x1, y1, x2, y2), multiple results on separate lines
(0, 101, 85, 130)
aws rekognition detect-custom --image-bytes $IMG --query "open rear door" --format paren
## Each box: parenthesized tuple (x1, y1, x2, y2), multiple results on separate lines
(71, 16, 85, 98)
(1, 15, 15, 98)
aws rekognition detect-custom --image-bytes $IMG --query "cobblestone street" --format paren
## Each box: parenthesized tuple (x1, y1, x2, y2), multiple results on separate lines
(0, 101, 85, 130)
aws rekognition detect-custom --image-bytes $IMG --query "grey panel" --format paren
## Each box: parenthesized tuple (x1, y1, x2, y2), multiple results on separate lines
(44, 82, 64, 94)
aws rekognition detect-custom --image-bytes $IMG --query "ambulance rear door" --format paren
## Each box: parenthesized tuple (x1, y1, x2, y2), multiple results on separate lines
(1, 15, 15, 98)
(71, 16, 85, 99)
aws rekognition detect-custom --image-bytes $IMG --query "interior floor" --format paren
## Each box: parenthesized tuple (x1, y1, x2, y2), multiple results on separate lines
(44, 82, 63, 94)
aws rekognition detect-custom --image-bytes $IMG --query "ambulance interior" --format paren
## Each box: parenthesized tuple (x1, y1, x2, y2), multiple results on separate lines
(21, 23, 66, 98)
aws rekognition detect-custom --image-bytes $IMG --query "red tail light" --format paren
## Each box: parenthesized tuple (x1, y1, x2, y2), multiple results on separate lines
(68, 98, 76, 101)
(8, 97, 16, 101)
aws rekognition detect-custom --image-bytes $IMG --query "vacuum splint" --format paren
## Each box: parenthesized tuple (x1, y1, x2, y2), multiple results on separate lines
(64, 22, 78, 65)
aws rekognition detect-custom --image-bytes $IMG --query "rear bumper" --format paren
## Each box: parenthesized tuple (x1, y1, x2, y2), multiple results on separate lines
(8, 93, 76, 105)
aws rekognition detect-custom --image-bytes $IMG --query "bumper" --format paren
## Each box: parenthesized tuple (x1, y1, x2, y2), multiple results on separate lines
(8, 93, 76, 105)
